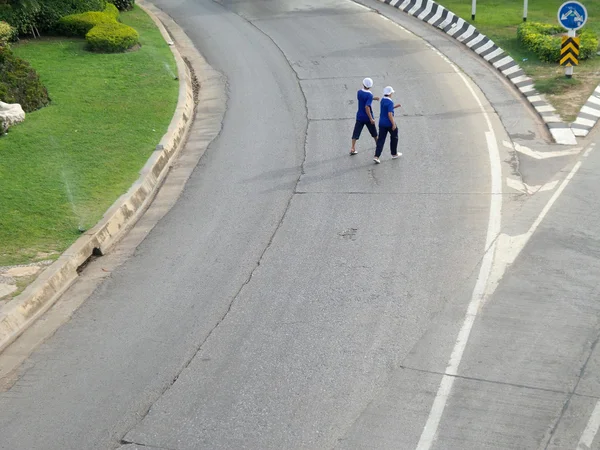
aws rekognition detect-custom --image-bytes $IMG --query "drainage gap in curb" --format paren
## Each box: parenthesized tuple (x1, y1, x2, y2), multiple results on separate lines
(76, 247, 103, 275)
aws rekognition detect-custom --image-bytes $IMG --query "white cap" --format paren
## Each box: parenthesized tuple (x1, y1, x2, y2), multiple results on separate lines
(362, 77, 373, 88)
(383, 86, 395, 95)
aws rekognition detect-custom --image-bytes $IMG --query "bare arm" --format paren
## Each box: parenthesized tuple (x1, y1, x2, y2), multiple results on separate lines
(388, 111, 396, 130)
(365, 105, 375, 123)
(394, 103, 401, 109)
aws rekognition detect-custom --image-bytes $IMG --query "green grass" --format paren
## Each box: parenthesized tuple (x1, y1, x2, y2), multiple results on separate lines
(437, 0, 600, 121)
(0, 6, 178, 266)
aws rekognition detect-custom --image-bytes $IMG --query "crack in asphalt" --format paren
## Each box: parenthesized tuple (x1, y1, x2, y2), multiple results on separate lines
(542, 327, 600, 449)
(119, 1, 310, 445)
(119, 439, 175, 450)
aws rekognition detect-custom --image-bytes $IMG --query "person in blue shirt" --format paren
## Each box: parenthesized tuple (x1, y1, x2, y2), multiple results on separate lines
(350, 78, 379, 155)
(374, 86, 402, 164)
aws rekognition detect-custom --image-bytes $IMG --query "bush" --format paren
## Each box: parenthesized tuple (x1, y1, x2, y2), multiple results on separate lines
(0, 45, 49, 112)
(56, 3, 118, 37)
(517, 22, 599, 63)
(103, 2, 119, 19)
(56, 11, 113, 37)
(107, 0, 134, 12)
(0, 20, 16, 44)
(0, 0, 106, 36)
(86, 21, 138, 52)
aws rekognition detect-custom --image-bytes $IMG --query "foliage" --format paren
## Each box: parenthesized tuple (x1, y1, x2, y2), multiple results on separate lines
(0, 0, 106, 36)
(0, 6, 178, 265)
(103, 2, 119, 19)
(0, 19, 16, 44)
(86, 21, 138, 52)
(0, 44, 49, 112)
(517, 22, 599, 63)
(56, 10, 113, 37)
(57, 3, 138, 52)
(107, 0, 134, 12)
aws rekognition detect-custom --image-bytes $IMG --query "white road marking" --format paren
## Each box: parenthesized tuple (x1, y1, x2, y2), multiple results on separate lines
(506, 177, 527, 194)
(506, 177, 559, 195)
(577, 400, 600, 450)
(584, 143, 596, 157)
(360, 7, 592, 449)
(484, 144, 593, 302)
(414, 32, 504, 450)
(504, 141, 582, 159)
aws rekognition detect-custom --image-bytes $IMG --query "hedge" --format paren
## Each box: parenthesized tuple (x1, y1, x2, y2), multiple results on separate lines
(56, 4, 118, 37)
(517, 22, 599, 63)
(86, 21, 138, 52)
(107, 0, 135, 12)
(0, 45, 49, 112)
(0, 0, 106, 36)
(0, 20, 16, 44)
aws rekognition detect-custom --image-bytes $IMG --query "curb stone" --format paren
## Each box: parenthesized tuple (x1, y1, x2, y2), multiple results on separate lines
(572, 84, 600, 137)
(0, 3, 195, 353)
(377, 0, 580, 145)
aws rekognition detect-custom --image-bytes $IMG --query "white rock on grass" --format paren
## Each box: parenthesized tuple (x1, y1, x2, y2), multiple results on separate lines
(0, 101, 25, 133)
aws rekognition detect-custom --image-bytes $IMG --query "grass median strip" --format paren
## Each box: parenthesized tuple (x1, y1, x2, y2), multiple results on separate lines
(437, 0, 600, 122)
(0, 6, 178, 267)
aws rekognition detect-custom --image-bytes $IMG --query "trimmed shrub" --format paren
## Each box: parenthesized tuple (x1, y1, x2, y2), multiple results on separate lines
(517, 22, 599, 63)
(107, 0, 134, 12)
(0, 0, 106, 36)
(86, 21, 138, 52)
(0, 45, 49, 112)
(103, 2, 119, 19)
(0, 20, 16, 44)
(56, 3, 118, 37)
(56, 10, 113, 37)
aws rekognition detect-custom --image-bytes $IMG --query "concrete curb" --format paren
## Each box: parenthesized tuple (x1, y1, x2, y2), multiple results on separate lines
(377, 0, 579, 145)
(572, 84, 600, 137)
(0, 3, 195, 353)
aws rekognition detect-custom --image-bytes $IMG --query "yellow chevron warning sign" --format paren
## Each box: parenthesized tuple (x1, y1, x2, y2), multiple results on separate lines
(561, 36, 580, 66)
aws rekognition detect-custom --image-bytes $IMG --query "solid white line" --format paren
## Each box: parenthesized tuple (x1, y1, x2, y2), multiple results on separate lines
(363, 12, 504, 446)
(577, 400, 600, 449)
(415, 40, 503, 450)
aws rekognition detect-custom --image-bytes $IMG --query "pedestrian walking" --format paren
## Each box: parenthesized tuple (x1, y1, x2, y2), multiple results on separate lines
(373, 86, 402, 164)
(350, 77, 379, 155)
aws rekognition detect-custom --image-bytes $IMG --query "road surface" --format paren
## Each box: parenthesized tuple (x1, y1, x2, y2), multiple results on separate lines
(2, 0, 598, 449)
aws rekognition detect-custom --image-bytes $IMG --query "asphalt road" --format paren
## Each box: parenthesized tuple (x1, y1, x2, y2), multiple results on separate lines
(7, 0, 593, 449)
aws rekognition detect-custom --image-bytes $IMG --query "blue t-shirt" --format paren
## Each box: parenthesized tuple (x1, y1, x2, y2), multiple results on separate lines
(379, 97, 394, 128)
(356, 89, 374, 123)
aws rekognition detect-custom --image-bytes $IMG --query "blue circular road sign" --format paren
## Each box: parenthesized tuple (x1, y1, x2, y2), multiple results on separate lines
(558, 1, 588, 30)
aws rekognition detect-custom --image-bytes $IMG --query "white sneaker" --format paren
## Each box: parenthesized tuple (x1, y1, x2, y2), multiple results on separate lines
(373, 157, 381, 164)
(392, 153, 402, 159)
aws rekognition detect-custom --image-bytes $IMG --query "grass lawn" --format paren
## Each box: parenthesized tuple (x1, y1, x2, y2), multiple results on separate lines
(0, 6, 178, 266)
(436, 0, 600, 122)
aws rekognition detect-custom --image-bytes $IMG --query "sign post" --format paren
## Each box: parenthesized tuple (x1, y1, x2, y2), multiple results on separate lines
(558, 1, 588, 78)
